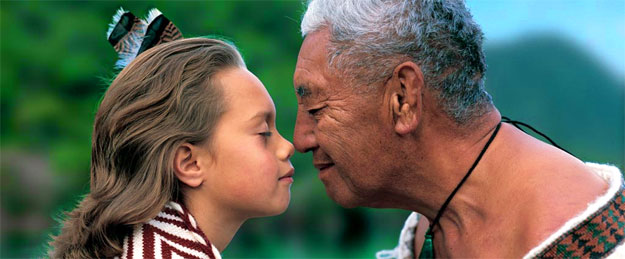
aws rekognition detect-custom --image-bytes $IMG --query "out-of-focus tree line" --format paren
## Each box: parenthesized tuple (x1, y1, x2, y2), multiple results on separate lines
(1, 1, 623, 258)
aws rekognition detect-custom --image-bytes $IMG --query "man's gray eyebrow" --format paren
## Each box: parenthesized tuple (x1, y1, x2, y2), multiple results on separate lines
(296, 85, 312, 97)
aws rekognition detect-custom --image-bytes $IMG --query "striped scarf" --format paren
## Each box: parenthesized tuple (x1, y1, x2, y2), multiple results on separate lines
(118, 201, 221, 259)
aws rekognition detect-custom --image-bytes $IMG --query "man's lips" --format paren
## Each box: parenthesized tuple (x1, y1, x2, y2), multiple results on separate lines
(313, 151, 334, 171)
(313, 162, 334, 171)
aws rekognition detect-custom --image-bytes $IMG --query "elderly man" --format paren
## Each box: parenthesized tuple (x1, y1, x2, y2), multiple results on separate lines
(292, 0, 624, 258)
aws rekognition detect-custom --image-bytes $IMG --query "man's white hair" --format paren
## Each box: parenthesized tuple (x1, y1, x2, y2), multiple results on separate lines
(301, 0, 492, 124)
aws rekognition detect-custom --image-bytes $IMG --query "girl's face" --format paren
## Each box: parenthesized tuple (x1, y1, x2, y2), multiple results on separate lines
(200, 67, 294, 218)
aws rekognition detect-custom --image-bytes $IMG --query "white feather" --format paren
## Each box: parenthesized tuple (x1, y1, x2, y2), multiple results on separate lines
(144, 8, 163, 25)
(114, 26, 146, 70)
(106, 7, 128, 39)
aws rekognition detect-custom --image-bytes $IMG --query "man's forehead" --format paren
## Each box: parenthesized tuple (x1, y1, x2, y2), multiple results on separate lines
(298, 29, 330, 61)
(294, 29, 332, 100)
(294, 35, 330, 77)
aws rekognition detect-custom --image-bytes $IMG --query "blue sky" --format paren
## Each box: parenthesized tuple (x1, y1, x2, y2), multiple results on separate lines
(466, 0, 625, 79)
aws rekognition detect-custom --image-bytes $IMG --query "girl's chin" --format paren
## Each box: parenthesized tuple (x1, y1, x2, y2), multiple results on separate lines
(253, 199, 291, 218)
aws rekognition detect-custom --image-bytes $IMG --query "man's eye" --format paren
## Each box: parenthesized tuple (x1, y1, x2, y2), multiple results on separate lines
(259, 131, 272, 137)
(308, 107, 324, 116)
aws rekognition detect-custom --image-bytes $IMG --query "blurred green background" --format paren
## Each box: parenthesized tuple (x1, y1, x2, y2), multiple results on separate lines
(1, 1, 623, 258)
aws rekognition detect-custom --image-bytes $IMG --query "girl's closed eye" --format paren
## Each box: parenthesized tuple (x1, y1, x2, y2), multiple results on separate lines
(259, 129, 272, 144)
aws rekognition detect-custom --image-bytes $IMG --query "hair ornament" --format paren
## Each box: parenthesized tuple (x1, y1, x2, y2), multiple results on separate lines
(137, 9, 183, 56)
(106, 7, 183, 70)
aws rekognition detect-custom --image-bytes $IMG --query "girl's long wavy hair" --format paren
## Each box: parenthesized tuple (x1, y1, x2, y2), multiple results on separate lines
(49, 38, 245, 258)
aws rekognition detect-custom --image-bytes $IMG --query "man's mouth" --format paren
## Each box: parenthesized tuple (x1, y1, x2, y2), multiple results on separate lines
(313, 162, 334, 171)
(313, 151, 335, 172)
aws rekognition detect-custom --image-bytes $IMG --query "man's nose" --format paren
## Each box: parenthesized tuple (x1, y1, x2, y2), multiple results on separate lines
(293, 108, 317, 153)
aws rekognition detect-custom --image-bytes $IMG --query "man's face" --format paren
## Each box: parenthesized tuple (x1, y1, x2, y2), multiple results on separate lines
(292, 29, 391, 208)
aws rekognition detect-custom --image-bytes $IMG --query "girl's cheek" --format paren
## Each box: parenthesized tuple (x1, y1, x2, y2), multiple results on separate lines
(265, 152, 280, 174)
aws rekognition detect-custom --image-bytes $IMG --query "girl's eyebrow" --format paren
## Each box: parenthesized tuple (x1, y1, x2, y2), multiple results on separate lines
(247, 110, 273, 123)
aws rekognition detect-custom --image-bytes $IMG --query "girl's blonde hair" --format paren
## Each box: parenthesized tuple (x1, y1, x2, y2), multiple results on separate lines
(49, 38, 245, 258)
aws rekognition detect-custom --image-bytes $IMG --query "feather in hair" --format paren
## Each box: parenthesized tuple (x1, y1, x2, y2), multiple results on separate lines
(106, 7, 128, 39)
(106, 7, 148, 70)
(144, 8, 163, 24)
(137, 8, 183, 56)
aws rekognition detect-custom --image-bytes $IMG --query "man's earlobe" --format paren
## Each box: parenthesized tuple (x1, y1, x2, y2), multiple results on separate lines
(391, 62, 423, 135)
(394, 100, 418, 135)
(173, 143, 204, 188)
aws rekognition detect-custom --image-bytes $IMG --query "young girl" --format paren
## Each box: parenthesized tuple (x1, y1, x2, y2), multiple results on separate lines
(49, 9, 294, 259)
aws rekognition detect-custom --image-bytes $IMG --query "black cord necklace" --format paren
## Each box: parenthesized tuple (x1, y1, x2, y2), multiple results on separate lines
(419, 121, 502, 258)
(501, 116, 574, 156)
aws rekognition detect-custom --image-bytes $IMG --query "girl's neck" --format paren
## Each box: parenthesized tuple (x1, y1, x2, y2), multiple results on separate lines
(183, 191, 246, 252)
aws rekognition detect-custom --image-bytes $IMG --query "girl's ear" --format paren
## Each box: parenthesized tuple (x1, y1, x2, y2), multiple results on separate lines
(173, 143, 204, 188)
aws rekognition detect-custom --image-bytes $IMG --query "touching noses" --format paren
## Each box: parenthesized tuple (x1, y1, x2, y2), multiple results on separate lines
(293, 108, 317, 153)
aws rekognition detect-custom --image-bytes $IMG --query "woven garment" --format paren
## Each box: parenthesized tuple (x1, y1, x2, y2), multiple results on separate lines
(535, 185, 625, 258)
(118, 201, 221, 259)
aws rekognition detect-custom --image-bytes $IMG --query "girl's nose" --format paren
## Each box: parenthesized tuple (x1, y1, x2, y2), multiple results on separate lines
(278, 133, 295, 161)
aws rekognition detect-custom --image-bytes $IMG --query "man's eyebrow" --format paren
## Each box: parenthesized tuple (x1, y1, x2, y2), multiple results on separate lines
(296, 85, 312, 98)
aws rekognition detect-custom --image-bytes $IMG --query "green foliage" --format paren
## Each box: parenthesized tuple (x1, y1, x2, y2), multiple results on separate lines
(486, 34, 624, 166)
(1, 1, 622, 258)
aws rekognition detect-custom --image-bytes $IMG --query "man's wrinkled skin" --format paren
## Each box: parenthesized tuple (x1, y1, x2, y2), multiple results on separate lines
(293, 28, 608, 257)
(293, 30, 395, 208)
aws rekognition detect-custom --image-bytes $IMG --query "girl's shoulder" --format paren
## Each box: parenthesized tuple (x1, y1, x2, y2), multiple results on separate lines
(118, 202, 222, 259)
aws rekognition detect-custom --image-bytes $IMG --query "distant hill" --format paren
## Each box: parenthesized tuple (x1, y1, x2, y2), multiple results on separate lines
(484, 33, 624, 168)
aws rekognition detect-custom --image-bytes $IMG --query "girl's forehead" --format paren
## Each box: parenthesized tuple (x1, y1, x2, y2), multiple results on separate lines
(217, 68, 276, 123)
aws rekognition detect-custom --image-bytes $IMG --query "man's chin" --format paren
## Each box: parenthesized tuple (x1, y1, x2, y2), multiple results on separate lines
(319, 168, 367, 208)
(324, 187, 362, 209)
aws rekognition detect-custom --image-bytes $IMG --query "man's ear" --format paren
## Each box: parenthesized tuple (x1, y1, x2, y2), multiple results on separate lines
(173, 143, 205, 188)
(389, 61, 424, 135)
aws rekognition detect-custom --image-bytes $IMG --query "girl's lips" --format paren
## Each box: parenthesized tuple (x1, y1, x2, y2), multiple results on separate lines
(279, 168, 294, 181)
(279, 176, 294, 183)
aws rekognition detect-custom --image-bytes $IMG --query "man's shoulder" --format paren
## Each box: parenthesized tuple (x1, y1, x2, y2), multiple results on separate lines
(583, 162, 623, 180)
(523, 162, 624, 258)
(376, 163, 624, 259)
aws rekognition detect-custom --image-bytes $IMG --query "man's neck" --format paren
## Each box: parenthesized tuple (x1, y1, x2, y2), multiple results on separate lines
(386, 108, 526, 256)
(386, 109, 503, 217)
(406, 113, 608, 257)
(425, 118, 526, 257)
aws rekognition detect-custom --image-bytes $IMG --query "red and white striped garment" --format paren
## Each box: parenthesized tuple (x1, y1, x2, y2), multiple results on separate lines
(118, 201, 221, 259)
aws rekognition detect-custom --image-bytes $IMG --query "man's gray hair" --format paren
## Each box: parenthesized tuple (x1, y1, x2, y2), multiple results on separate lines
(301, 0, 493, 123)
